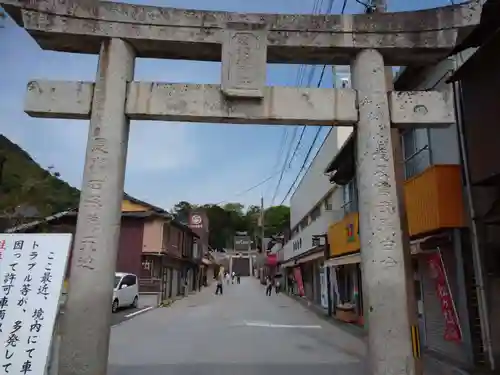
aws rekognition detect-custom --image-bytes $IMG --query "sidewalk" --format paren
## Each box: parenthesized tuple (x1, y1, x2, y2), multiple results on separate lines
(280, 289, 471, 375)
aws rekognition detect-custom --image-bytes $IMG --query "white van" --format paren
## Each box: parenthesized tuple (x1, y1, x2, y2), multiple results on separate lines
(112, 272, 139, 313)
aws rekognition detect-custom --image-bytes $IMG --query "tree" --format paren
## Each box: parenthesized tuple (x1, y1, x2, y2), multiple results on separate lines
(0, 135, 81, 231)
(0, 165, 65, 230)
(170, 200, 290, 251)
(222, 203, 244, 216)
(171, 201, 194, 224)
(264, 205, 290, 237)
(202, 204, 232, 250)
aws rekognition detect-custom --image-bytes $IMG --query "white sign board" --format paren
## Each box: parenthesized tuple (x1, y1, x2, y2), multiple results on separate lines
(0, 233, 72, 375)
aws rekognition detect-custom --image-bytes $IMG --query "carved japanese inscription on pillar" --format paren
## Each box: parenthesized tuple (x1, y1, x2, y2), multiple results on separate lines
(221, 22, 267, 99)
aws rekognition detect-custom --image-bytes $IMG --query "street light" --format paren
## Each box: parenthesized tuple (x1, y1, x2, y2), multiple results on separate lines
(312, 234, 333, 317)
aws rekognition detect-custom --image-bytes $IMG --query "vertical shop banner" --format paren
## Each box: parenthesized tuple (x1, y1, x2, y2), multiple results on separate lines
(331, 266, 340, 302)
(319, 267, 328, 309)
(293, 267, 305, 297)
(427, 252, 462, 342)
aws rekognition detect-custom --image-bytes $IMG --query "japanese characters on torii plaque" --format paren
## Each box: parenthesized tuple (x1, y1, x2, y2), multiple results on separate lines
(0, 234, 72, 374)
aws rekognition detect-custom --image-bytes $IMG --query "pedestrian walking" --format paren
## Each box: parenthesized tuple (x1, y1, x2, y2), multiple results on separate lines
(287, 276, 294, 295)
(265, 277, 273, 296)
(236, 274, 241, 284)
(231, 271, 235, 284)
(225, 272, 231, 285)
(215, 272, 223, 295)
(275, 279, 281, 294)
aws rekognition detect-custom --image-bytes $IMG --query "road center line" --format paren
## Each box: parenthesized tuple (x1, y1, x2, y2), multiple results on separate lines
(243, 321, 322, 329)
(124, 306, 154, 318)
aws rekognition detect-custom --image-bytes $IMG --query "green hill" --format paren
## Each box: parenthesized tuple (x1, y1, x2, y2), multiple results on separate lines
(0, 134, 80, 223)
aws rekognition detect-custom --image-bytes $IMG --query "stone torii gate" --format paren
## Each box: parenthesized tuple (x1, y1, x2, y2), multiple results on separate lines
(2, 0, 481, 374)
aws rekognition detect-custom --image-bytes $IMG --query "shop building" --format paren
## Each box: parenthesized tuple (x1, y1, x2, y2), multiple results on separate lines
(281, 124, 352, 309)
(447, 3, 500, 370)
(323, 53, 485, 370)
(7, 195, 204, 305)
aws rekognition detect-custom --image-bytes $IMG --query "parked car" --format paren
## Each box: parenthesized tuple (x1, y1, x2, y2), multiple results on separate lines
(112, 272, 139, 313)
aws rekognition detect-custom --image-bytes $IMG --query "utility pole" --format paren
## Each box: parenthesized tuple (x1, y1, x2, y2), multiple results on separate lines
(260, 196, 265, 254)
(371, 0, 386, 12)
(324, 236, 333, 317)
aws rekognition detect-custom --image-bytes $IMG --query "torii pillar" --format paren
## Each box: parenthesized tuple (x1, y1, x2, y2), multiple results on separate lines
(353, 49, 416, 374)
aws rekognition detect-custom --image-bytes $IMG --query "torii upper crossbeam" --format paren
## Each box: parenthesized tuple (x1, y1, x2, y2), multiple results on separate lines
(2, 0, 481, 65)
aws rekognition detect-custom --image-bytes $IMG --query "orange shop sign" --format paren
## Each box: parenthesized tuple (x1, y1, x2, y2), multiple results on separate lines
(328, 212, 361, 257)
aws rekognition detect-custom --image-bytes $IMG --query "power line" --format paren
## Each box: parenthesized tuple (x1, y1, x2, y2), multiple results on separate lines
(271, 126, 298, 205)
(279, 63, 328, 196)
(268, 0, 338, 206)
(274, 0, 336, 205)
(215, 170, 283, 206)
(268, 0, 326, 204)
(279, 0, 335, 184)
(265, 127, 289, 195)
(279, 127, 323, 205)
(341, 0, 348, 13)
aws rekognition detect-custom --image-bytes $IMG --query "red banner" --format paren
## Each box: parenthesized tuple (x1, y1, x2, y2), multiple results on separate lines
(293, 267, 305, 296)
(427, 252, 462, 342)
(266, 254, 277, 266)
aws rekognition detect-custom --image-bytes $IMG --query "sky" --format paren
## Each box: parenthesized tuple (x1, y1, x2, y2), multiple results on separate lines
(0, 0, 457, 212)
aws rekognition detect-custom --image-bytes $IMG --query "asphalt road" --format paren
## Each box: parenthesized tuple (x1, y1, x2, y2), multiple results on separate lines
(107, 278, 367, 375)
(111, 297, 157, 326)
(111, 306, 144, 326)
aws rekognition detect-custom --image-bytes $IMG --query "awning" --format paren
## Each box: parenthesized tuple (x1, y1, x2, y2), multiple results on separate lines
(323, 132, 355, 186)
(296, 251, 323, 265)
(280, 249, 324, 268)
(325, 253, 361, 266)
(280, 259, 295, 268)
(323, 233, 452, 267)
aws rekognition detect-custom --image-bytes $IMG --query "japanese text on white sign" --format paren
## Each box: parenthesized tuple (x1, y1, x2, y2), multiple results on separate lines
(0, 234, 72, 374)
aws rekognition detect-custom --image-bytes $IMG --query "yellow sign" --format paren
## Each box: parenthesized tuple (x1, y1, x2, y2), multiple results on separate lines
(411, 325, 421, 359)
(328, 212, 360, 257)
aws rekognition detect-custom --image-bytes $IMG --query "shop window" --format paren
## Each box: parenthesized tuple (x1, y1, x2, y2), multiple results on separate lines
(293, 238, 302, 252)
(355, 264, 363, 315)
(342, 179, 358, 214)
(324, 192, 333, 211)
(310, 205, 321, 222)
(162, 223, 170, 250)
(299, 218, 309, 231)
(337, 265, 353, 304)
(141, 258, 154, 278)
(401, 129, 431, 179)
